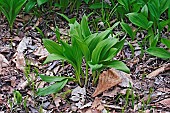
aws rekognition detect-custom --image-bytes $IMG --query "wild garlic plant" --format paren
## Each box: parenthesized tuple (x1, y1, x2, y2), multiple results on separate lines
(37, 15, 130, 96)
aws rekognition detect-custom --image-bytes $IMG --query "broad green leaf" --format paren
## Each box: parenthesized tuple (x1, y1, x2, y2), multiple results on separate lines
(117, 0, 130, 11)
(25, 0, 36, 13)
(37, 79, 68, 96)
(39, 74, 74, 82)
(113, 37, 125, 54)
(159, 19, 170, 31)
(146, 47, 170, 59)
(104, 60, 130, 73)
(120, 22, 135, 40)
(44, 54, 66, 64)
(99, 38, 118, 60)
(89, 3, 111, 9)
(100, 48, 118, 62)
(88, 29, 111, 53)
(160, 0, 170, 14)
(148, 0, 160, 19)
(150, 34, 159, 47)
(0, 0, 26, 29)
(60, 41, 76, 64)
(92, 38, 117, 63)
(126, 12, 153, 29)
(141, 4, 148, 17)
(161, 38, 170, 48)
(37, 0, 48, 6)
(69, 21, 83, 40)
(88, 62, 103, 71)
(43, 39, 63, 55)
(55, 26, 60, 42)
(57, 13, 76, 24)
(81, 15, 91, 38)
(83, 0, 89, 4)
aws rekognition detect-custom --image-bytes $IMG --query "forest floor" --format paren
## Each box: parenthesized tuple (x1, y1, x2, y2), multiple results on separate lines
(0, 8, 170, 113)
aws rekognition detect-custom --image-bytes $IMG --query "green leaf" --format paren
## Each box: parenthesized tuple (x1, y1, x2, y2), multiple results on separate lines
(89, 3, 111, 9)
(146, 47, 170, 59)
(88, 62, 103, 71)
(159, 19, 170, 31)
(104, 60, 130, 73)
(81, 15, 91, 38)
(37, 0, 48, 6)
(148, 0, 160, 19)
(25, 0, 36, 13)
(150, 34, 159, 47)
(44, 54, 66, 64)
(100, 48, 118, 62)
(83, 0, 89, 4)
(0, 0, 26, 29)
(39, 74, 74, 82)
(55, 26, 61, 42)
(37, 79, 68, 96)
(120, 22, 135, 40)
(161, 38, 170, 48)
(13, 90, 22, 104)
(117, 0, 130, 11)
(126, 12, 153, 29)
(88, 29, 111, 53)
(43, 39, 63, 55)
(141, 4, 148, 17)
(113, 37, 125, 54)
(160, 0, 170, 14)
(92, 38, 117, 63)
(57, 13, 76, 24)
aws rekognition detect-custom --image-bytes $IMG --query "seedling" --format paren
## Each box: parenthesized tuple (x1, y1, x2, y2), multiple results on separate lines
(0, 0, 26, 31)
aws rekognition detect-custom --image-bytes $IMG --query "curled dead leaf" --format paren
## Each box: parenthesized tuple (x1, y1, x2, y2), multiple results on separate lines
(92, 69, 122, 97)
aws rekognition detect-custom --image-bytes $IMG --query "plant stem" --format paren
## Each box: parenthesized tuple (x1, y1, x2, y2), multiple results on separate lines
(94, 70, 100, 85)
(92, 71, 96, 86)
(85, 63, 89, 86)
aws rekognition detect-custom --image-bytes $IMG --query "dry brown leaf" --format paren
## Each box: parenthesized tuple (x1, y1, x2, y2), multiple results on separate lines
(13, 52, 26, 72)
(147, 63, 170, 78)
(92, 69, 122, 97)
(158, 98, 170, 108)
(102, 87, 121, 97)
(0, 54, 9, 68)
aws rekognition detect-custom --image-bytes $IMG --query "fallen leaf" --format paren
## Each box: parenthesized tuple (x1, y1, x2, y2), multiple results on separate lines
(53, 97, 61, 108)
(116, 70, 133, 87)
(33, 46, 48, 61)
(102, 87, 121, 97)
(13, 52, 26, 72)
(158, 98, 170, 108)
(70, 86, 86, 109)
(17, 37, 32, 53)
(147, 63, 170, 78)
(92, 69, 122, 97)
(0, 54, 9, 68)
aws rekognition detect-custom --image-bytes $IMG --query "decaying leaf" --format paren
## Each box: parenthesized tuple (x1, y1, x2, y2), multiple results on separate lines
(70, 86, 86, 110)
(116, 70, 133, 87)
(0, 54, 9, 68)
(92, 69, 122, 97)
(158, 98, 170, 108)
(147, 63, 170, 78)
(33, 45, 48, 61)
(17, 37, 32, 53)
(13, 52, 26, 72)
